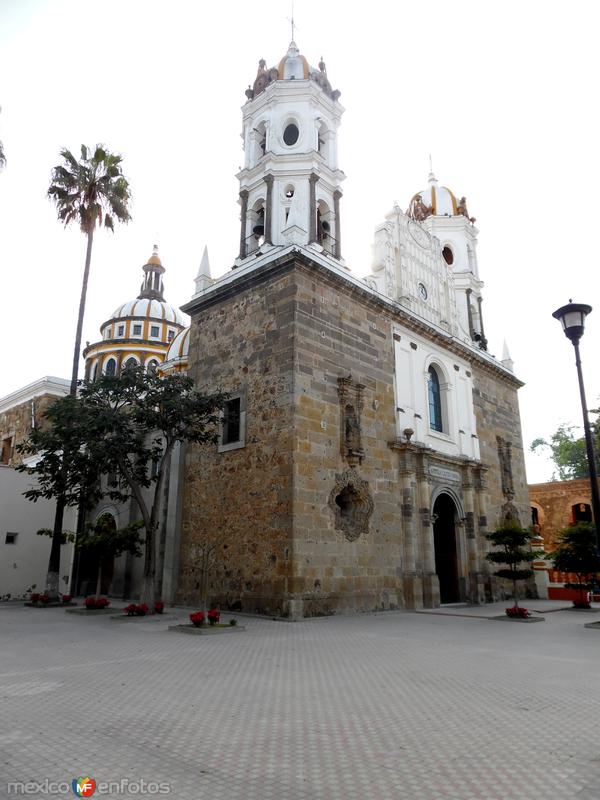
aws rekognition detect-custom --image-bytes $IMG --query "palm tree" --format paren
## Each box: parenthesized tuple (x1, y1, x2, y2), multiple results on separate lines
(44, 144, 131, 598)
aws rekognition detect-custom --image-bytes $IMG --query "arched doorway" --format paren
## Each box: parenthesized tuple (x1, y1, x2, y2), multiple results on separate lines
(433, 493, 460, 604)
(73, 513, 116, 597)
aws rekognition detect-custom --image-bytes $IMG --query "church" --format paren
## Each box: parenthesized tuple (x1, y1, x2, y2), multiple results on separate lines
(0, 41, 532, 615)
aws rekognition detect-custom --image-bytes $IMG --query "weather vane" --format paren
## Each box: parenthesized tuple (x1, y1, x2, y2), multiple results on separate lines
(288, 0, 297, 41)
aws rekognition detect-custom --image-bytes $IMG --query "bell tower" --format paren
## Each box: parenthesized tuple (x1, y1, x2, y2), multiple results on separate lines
(235, 42, 346, 266)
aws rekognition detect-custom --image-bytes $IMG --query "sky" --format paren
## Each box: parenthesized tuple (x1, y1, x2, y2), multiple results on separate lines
(0, 0, 598, 483)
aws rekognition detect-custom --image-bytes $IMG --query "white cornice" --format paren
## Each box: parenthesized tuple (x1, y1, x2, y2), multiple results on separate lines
(0, 376, 70, 413)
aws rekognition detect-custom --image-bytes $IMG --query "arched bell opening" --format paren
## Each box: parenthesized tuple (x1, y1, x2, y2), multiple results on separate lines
(247, 200, 266, 254)
(317, 200, 335, 255)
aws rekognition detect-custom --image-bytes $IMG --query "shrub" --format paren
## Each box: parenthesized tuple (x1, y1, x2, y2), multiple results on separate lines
(506, 605, 531, 619)
(124, 604, 137, 616)
(61, 594, 72, 603)
(85, 596, 110, 609)
(135, 603, 149, 616)
(207, 607, 220, 625)
(39, 594, 51, 605)
(229, 618, 238, 626)
(189, 610, 205, 627)
(30, 593, 40, 604)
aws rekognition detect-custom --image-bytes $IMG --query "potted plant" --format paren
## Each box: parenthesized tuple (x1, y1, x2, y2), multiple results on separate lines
(550, 522, 600, 609)
(39, 594, 51, 605)
(189, 610, 205, 628)
(207, 606, 220, 626)
(61, 594, 72, 604)
(154, 601, 164, 615)
(30, 593, 40, 605)
(485, 520, 543, 617)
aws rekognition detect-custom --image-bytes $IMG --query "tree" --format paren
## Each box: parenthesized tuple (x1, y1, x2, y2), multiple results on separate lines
(485, 521, 543, 606)
(18, 366, 225, 604)
(531, 417, 600, 481)
(550, 522, 600, 608)
(76, 514, 143, 601)
(44, 144, 131, 599)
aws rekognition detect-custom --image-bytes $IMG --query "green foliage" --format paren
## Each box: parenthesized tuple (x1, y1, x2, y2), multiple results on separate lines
(486, 521, 543, 604)
(48, 144, 131, 234)
(530, 417, 600, 480)
(17, 367, 225, 513)
(77, 515, 144, 561)
(17, 366, 226, 602)
(551, 522, 600, 605)
(37, 528, 76, 545)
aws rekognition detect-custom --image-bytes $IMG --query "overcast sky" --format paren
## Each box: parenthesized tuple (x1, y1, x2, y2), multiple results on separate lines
(1, 0, 598, 483)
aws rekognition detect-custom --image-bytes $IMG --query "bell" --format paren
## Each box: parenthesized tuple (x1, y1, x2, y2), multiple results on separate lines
(321, 220, 330, 240)
(253, 222, 265, 238)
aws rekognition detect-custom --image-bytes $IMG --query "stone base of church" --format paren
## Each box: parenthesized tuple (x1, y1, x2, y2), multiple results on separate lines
(466, 572, 487, 604)
(401, 572, 424, 610)
(421, 572, 441, 608)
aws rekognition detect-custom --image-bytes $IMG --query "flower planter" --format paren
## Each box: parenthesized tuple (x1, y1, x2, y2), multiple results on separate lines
(169, 623, 245, 636)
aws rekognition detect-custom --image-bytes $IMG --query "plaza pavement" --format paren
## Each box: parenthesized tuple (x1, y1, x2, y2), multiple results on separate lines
(1, 600, 599, 800)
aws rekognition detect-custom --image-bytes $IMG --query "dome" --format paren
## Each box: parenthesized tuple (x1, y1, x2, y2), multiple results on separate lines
(278, 41, 309, 80)
(166, 326, 190, 361)
(245, 43, 340, 102)
(407, 172, 474, 223)
(159, 327, 190, 374)
(110, 298, 186, 326)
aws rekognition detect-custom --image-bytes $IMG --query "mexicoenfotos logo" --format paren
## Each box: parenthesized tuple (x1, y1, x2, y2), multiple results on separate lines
(72, 777, 96, 797)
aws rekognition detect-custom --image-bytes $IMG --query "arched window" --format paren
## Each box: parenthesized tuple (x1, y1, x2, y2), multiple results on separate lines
(105, 358, 116, 377)
(91, 362, 99, 382)
(123, 357, 138, 372)
(147, 360, 159, 374)
(428, 366, 443, 432)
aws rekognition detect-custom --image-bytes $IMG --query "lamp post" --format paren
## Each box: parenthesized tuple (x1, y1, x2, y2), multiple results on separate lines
(552, 301, 600, 554)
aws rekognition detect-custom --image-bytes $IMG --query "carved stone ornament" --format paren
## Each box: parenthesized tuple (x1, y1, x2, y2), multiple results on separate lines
(496, 436, 515, 501)
(328, 468, 374, 542)
(337, 375, 365, 466)
(408, 219, 431, 249)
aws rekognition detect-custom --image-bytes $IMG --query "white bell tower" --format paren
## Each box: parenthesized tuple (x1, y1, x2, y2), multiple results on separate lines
(235, 42, 346, 266)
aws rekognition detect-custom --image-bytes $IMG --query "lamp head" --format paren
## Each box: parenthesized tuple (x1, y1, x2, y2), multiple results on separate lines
(552, 301, 592, 345)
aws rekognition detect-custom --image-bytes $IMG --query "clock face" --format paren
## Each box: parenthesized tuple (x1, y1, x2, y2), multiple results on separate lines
(418, 282, 428, 301)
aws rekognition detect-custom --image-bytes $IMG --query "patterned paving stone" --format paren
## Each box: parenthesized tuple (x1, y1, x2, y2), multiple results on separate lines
(0, 603, 599, 799)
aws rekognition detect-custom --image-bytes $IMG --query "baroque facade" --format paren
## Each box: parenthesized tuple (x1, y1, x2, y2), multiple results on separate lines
(174, 42, 531, 617)
(1, 41, 534, 614)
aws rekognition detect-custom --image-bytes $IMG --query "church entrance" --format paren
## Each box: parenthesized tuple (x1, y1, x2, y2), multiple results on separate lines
(433, 493, 460, 604)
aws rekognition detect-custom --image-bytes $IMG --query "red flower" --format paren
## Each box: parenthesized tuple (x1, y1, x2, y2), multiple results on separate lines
(39, 594, 50, 604)
(62, 595, 72, 603)
(124, 604, 137, 616)
(207, 607, 220, 625)
(135, 603, 149, 616)
(190, 611, 205, 627)
(154, 601, 164, 614)
(30, 593, 40, 603)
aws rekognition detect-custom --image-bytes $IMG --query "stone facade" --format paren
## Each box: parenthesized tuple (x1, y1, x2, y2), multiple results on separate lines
(0, 391, 64, 467)
(529, 478, 596, 600)
(178, 249, 530, 617)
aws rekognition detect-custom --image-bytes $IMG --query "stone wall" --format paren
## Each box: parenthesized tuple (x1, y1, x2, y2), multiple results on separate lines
(177, 270, 296, 615)
(290, 266, 403, 616)
(0, 394, 59, 467)
(179, 251, 530, 615)
(530, 478, 595, 551)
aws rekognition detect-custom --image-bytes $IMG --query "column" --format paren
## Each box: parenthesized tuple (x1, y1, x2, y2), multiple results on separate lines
(417, 459, 438, 607)
(466, 288, 474, 339)
(462, 470, 484, 603)
(477, 296, 488, 350)
(238, 190, 249, 260)
(309, 173, 318, 243)
(264, 174, 274, 245)
(399, 450, 419, 609)
(333, 189, 342, 258)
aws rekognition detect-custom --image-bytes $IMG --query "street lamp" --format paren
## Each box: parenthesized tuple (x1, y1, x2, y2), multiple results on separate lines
(552, 300, 600, 554)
